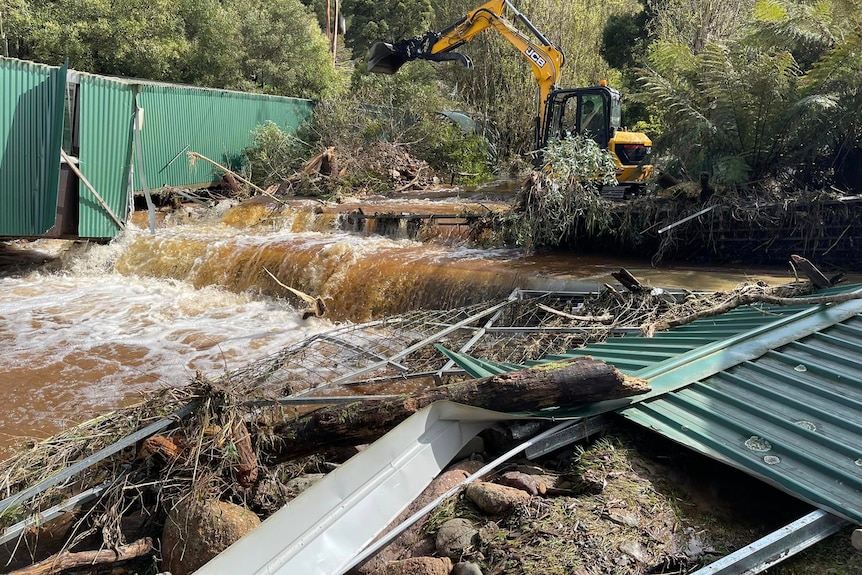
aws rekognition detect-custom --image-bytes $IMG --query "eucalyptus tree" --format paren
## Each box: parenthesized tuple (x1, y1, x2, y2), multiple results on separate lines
(341, 0, 433, 55)
(228, 0, 341, 98)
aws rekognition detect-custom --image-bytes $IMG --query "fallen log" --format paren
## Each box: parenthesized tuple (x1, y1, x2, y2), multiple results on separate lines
(267, 357, 648, 461)
(9, 538, 153, 575)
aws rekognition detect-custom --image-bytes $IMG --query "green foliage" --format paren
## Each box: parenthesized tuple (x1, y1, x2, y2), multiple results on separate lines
(639, 41, 817, 185)
(342, 0, 433, 55)
(300, 62, 450, 152)
(244, 121, 310, 187)
(227, 0, 342, 98)
(749, 0, 838, 68)
(413, 121, 493, 185)
(510, 136, 616, 249)
(601, 9, 650, 70)
(4, 0, 340, 99)
(800, 24, 862, 186)
(20, 0, 188, 79)
(644, 0, 752, 52)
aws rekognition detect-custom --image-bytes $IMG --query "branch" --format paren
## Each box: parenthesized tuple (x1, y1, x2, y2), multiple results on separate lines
(187, 152, 285, 205)
(9, 538, 153, 575)
(643, 290, 862, 336)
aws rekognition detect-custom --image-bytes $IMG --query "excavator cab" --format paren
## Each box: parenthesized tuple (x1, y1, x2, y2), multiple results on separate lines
(544, 88, 615, 149)
(543, 86, 652, 187)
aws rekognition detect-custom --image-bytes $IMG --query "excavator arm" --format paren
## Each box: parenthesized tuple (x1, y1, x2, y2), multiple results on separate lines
(368, 0, 564, 150)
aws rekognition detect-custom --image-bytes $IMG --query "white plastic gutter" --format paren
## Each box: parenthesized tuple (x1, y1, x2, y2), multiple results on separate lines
(196, 401, 538, 575)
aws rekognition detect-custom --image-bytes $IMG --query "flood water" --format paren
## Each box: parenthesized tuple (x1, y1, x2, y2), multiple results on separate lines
(0, 193, 800, 455)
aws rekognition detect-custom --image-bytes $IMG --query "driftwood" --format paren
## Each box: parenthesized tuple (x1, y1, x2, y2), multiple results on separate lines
(643, 288, 862, 336)
(9, 538, 153, 575)
(268, 357, 649, 460)
(611, 268, 646, 293)
(790, 254, 832, 289)
(232, 419, 258, 488)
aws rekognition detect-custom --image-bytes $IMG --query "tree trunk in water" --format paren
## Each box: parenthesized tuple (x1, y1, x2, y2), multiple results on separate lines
(268, 357, 648, 461)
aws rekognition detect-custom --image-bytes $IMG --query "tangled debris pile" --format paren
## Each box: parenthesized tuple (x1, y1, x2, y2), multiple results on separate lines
(0, 276, 857, 574)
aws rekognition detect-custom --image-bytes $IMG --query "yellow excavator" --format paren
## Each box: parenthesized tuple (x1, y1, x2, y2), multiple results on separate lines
(367, 0, 653, 191)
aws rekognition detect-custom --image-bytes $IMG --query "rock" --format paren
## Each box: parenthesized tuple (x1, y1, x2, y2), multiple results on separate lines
(162, 498, 260, 575)
(852, 529, 862, 552)
(435, 518, 479, 559)
(618, 540, 650, 564)
(353, 460, 484, 575)
(498, 471, 545, 495)
(465, 481, 531, 515)
(285, 473, 326, 494)
(380, 556, 452, 575)
(453, 560, 484, 575)
(607, 510, 640, 527)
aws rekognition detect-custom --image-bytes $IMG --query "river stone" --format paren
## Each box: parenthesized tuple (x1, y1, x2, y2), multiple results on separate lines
(353, 460, 485, 575)
(498, 471, 545, 495)
(453, 560, 484, 575)
(379, 556, 452, 575)
(162, 498, 260, 575)
(285, 473, 327, 494)
(435, 518, 479, 558)
(465, 481, 531, 515)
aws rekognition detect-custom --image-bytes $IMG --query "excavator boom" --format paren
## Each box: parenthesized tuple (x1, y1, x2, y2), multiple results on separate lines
(368, 0, 564, 150)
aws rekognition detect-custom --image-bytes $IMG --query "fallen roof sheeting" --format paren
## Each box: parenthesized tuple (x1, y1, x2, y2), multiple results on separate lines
(440, 285, 862, 524)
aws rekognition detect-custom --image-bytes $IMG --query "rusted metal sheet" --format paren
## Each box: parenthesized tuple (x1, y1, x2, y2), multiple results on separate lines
(0, 58, 66, 236)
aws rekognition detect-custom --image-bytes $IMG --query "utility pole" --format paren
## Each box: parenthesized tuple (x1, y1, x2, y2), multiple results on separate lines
(331, 0, 338, 64)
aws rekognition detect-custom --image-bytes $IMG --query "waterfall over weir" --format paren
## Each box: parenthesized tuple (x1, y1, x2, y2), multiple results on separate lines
(0, 195, 795, 452)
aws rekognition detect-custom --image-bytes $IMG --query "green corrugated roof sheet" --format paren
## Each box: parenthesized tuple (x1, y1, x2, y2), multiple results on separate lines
(438, 285, 862, 523)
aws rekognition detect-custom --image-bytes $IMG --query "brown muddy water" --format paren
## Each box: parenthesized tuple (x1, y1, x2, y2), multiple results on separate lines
(0, 194, 802, 455)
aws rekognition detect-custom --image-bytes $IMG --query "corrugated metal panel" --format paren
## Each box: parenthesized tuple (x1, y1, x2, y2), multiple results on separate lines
(439, 286, 862, 523)
(0, 58, 66, 236)
(622, 314, 862, 523)
(137, 85, 314, 189)
(78, 76, 135, 238)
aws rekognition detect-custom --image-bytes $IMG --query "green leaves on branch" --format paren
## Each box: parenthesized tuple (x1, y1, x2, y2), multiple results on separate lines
(244, 121, 310, 188)
(342, 0, 433, 54)
(640, 41, 815, 185)
(510, 136, 616, 249)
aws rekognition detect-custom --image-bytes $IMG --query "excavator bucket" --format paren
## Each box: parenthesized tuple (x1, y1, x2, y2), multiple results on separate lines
(367, 42, 407, 74)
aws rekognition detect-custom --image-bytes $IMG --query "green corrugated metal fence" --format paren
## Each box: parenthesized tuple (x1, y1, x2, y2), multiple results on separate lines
(137, 84, 314, 190)
(0, 59, 66, 236)
(78, 76, 136, 238)
(1, 56, 315, 239)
